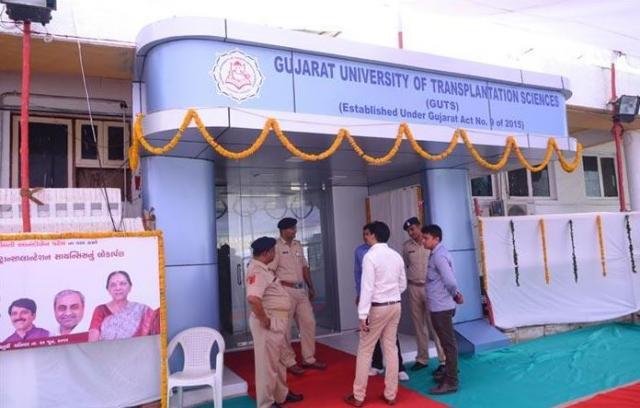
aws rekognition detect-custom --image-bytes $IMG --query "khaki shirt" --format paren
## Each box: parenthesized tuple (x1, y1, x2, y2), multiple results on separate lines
(269, 237, 308, 283)
(246, 259, 291, 312)
(402, 238, 429, 284)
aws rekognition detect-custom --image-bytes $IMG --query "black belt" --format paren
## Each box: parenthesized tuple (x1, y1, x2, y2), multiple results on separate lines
(371, 300, 401, 307)
(408, 280, 425, 287)
(281, 281, 305, 289)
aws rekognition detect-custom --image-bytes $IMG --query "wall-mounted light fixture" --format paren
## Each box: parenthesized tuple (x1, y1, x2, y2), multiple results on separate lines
(615, 95, 640, 123)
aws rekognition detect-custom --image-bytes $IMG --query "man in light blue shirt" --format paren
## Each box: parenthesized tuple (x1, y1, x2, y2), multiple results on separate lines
(422, 224, 464, 395)
(353, 224, 408, 380)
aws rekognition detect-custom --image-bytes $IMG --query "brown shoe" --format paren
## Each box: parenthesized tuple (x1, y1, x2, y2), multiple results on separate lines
(380, 395, 396, 405)
(287, 364, 305, 376)
(344, 394, 364, 407)
(429, 382, 458, 395)
(302, 360, 327, 370)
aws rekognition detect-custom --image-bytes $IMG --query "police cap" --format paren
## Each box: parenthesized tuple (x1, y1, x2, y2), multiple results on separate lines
(403, 217, 421, 231)
(277, 217, 298, 230)
(251, 236, 277, 255)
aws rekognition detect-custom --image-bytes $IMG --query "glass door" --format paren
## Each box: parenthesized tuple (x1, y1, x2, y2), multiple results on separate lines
(216, 176, 337, 349)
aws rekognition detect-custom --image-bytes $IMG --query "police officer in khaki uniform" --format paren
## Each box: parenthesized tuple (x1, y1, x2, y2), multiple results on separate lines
(246, 237, 304, 408)
(402, 217, 445, 371)
(270, 218, 327, 375)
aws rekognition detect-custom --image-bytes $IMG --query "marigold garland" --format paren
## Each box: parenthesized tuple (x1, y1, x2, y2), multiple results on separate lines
(568, 219, 578, 283)
(478, 218, 489, 293)
(596, 215, 607, 277)
(625, 215, 636, 274)
(509, 219, 520, 287)
(157, 233, 168, 408)
(128, 109, 584, 172)
(539, 219, 551, 285)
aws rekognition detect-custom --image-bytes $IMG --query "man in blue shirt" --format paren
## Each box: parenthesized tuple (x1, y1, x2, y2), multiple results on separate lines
(422, 224, 464, 395)
(354, 224, 409, 381)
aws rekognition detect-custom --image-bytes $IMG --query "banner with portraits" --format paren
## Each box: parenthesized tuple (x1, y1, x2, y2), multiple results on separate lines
(0, 232, 164, 352)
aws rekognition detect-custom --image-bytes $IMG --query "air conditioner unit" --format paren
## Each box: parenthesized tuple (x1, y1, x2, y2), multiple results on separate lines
(506, 203, 534, 216)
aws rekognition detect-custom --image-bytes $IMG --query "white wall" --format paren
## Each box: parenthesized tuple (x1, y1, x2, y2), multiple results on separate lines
(624, 130, 640, 211)
(0, 72, 137, 212)
(474, 139, 630, 215)
(537, 141, 628, 214)
(0, 72, 131, 112)
(330, 186, 368, 331)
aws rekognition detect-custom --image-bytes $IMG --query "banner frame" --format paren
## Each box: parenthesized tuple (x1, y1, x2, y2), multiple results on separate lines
(0, 230, 168, 408)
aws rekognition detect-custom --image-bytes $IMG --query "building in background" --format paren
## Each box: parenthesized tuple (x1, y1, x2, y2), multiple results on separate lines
(1, 2, 640, 406)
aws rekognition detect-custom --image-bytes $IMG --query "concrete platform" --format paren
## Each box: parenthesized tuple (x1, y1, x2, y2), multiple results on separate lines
(454, 318, 510, 353)
(318, 331, 442, 365)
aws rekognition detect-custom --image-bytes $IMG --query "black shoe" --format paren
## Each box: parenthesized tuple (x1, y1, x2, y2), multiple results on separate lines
(432, 364, 446, 376)
(286, 391, 304, 403)
(433, 364, 446, 383)
(287, 364, 305, 376)
(411, 361, 428, 371)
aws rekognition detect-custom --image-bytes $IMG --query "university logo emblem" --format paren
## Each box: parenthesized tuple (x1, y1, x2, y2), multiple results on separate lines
(210, 49, 264, 102)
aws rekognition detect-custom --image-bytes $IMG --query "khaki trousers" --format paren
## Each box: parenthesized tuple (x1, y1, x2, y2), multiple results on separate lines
(250, 314, 289, 408)
(407, 284, 446, 363)
(353, 303, 401, 402)
(281, 287, 316, 367)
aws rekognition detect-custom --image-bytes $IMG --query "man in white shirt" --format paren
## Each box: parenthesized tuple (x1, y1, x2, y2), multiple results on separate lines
(345, 221, 407, 407)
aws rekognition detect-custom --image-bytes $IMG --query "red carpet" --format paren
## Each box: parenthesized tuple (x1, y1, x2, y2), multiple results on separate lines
(568, 381, 640, 407)
(226, 342, 446, 407)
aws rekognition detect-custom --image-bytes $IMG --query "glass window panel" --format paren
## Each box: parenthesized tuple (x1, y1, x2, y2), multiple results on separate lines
(600, 157, 618, 197)
(532, 167, 551, 197)
(107, 126, 125, 161)
(80, 124, 98, 160)
(508, 168, 528, 197)
(583, 156, 601, 197)
(18, 122, 69, 188)
(471, 175, 493, 197)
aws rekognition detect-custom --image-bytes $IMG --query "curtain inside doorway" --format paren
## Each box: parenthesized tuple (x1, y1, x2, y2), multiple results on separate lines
(368, 186, 422, 253)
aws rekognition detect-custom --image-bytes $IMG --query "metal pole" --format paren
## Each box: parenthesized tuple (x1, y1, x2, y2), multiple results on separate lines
(20, 20, 32, 232)
(612, 120, 627, 211)
(397, 1, 403, 49)
(610, 62, 627, 212)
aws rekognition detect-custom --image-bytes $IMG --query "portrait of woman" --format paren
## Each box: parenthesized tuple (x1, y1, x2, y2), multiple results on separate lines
(88, 271, 155, 342)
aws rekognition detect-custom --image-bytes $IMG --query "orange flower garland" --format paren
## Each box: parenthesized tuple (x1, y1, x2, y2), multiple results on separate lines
(128, 109, 583, 173)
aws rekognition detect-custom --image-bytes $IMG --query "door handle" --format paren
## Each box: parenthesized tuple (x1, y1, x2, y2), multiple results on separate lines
(236, 264, 242, 285)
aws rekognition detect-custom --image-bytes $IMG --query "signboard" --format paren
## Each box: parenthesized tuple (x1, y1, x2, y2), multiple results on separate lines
(144, 40, 568, 137)
(0, 232, 164, 351)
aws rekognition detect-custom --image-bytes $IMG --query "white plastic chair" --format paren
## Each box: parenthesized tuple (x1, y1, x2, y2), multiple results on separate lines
(167, 327, 225, 408)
